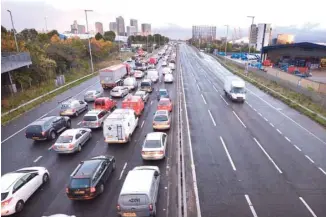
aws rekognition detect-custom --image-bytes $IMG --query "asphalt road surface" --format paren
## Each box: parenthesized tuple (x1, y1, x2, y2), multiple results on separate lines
(1, 57, 179, 217)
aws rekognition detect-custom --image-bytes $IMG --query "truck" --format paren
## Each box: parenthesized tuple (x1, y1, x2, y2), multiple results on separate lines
(99, 64, 128, 90)
(223, 76, 246, 103)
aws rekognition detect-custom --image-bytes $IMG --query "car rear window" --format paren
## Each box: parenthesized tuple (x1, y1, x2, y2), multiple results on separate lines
(56, 136, 73, 143)
(144, 139, 161, 148)
(26, 125, 43, 133)
(83, 116, 97, 121)
(159, 100, 169, 106)
(159, 91, 167, 95)
(1, 192, 9, 201)
(154, 115, 168, 122)
(61, 103, 71, 109)
(141, 82, 150, 87)
(120, 194, 148, 206)
(95, 100, 104, 106)
(111, 89, 119, 92)
(70, 178, 90, 188)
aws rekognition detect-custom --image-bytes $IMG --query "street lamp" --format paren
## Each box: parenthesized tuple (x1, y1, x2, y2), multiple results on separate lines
(44, 16, 48, 33)
(224, 25, 229, 60)
(247, 16, 255, 54)
(85, 9, 94, 74)
(7, 10, 19, 52)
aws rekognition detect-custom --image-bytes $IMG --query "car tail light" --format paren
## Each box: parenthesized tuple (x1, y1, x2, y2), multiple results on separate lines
(149, 203, 153, 211)
(96, 122, 100, 126)
(141, 151, 146, 155)
(42, 131, 46, 136)
(72, 109, 76, 112)
(90, 187, 96, 193)
(116, 204, 121, 211)
(159, 151, 164, 155)
(68, 144, 74, 149)
(1, 198, 12, 207)
(66, 188, 69, 193)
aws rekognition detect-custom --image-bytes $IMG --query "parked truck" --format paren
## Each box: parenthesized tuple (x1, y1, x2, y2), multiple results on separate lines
(99, 64, 128, 90)
(223, 76, 246, 103)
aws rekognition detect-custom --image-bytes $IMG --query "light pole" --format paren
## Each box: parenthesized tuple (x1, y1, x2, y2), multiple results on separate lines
(224, 25, 229, 60)
(7, 10, 19, 52)
(247, 16, 255, 54)
(44, 16, 48, 33)
(85, 9, 94, 74)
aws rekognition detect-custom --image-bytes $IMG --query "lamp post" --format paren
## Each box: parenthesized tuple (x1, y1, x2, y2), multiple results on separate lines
(7, 10, 19, 52)
(44, 16, 48, 33)
(247, 16, 255, 54)
(224, 25, 229, 61)
(85, 9, 94, 73)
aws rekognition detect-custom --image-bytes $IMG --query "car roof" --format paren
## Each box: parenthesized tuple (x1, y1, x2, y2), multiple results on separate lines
(85, 110, 103, 115)
(85, 90, 97, 93)
(142, 79, 151, 82)
(120, 170, 155, 195)
(60, 129, 81, 136)
(73, 159, 103, 178)
(113, 86, 124, 90)
(135, 90, 146, 94)
(155, 110, 168, 115)
(1, 172, 26, 192)
(32, 116, 56, 125)
(159, 88, 167, 91)
(159, 98, 170, 102)
(146, 132, 164, 140)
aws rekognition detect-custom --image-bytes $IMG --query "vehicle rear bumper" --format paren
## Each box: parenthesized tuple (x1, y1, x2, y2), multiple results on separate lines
(67, 193, 97, 200)
(60, 112, 75, 116)
(26, 135, 47, 141)
(105, 139, 128, 144)
(1, 204, 15, 216)
(142, 154, 165, 160)
(54, 147, 78, 154)
(153, 125, 170, 130)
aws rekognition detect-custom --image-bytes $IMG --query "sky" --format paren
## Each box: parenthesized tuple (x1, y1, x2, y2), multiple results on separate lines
(1, 0, 326, 42)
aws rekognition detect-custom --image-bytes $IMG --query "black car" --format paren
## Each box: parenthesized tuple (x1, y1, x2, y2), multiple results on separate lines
(66, 155, 116, 200)
(25, 116, 71, 141)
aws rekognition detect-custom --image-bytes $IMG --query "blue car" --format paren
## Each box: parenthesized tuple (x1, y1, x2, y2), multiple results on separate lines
(157, 89, 169, 101)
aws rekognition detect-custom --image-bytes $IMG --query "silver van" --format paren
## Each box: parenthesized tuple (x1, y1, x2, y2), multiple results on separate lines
(82, 109, 110, 129)
(117, 166, 160, 217)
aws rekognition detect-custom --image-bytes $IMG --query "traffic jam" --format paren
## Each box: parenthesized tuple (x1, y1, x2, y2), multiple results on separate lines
(1, 44, 177, 217)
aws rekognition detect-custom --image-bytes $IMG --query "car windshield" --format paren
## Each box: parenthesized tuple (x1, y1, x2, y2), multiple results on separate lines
(143, 139, 162, 148)
(70, 178, 90, 188)
(111, 89, 119, 92)
(141, 82, 150, 87)
(56, 136, 73, 143)
(85, 91, 95, 96)
(159, 100, 169, 105)
(1, 192, 9, 201)
(232, 87, 245, 93)
(154, 115, 168, 121)
(26, 125, 43, 133)
(159, 90, 168, 95)
(135, 92, 143, 96)
(83, 116, 97, 121)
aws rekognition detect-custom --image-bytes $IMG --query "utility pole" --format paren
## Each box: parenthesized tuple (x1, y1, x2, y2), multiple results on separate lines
(7, 10, 19, 52)
(85, 10, 94, 73)
(247, 16, 255, 54)
(44, 16, 48, 33)
(224, 25, 229, 61)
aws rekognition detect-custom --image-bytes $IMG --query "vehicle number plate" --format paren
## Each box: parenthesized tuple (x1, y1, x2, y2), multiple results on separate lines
(75, 191, 85, 194)
(32, 137, 39, 140)
(122, 213, 136, 217)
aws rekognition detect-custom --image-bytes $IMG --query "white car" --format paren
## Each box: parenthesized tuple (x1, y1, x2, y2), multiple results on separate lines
(164, 74, 174, 83)
(110, 86, 129, 97)
(134, 90, 149, 103)
(161, 61, 168, 66)
(141, 132, 167, 160)
(168, 63, 175, 70)
(1, 167, 50, 216)
(162, 67, 172, 75)
(52, 128, 92, 154)
(84, 90, 103, 102)
(134, 70, 145, 79)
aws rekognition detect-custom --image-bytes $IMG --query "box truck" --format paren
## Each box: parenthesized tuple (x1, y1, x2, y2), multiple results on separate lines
(99, 64, 128, 90)
(223, 76, 246, 103)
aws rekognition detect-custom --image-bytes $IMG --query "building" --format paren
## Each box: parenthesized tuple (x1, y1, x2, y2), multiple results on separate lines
(78, 25, 86, 34)
(95, 22, 103, 34)
(276, 34, 295, 45)
(249, 24, 258, 46)
(192, 25, 216, 42)
(130, 19, 138, 33)
(70, 21, 86, 34)
(116, 16, 125, 36)
(127, 26, 137, 36)
(254, 23, 272, 51)
(141, 23, 151, 36)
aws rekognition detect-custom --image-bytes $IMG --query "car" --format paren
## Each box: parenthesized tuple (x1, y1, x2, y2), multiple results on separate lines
(94, 97, 117, 111)
(66, 155, 116, 200)
(42, 215, 76, 217)
(157, 98, 173, 112)
(148, 63, 155, 69)
(141, 132, 168, 160)
(162, 67, 172, 75)
(164, 73, 174, 83)
(25, 116, 71, 141)
(110, 86, 129, 98)
(52, 128, 92, 154)
(81, 110, 110, 129)
(126, 58, 132, 62)
(153, 110, 171, 130)
(123, 77, 138, 91)
(134, 90, 149, 103)
(134, 70, 145, 79)
(161, 61, 167, 66)
(1, 167, 50, 216)
(170, 59, 176, 64)
(84, 90, 103, 102)
(140, 79, 153, 93)
(157, 89, 169, 101)
(60, 98, 88, 117)
(146, 69, 159, 83)
(168, 63, 175, 70)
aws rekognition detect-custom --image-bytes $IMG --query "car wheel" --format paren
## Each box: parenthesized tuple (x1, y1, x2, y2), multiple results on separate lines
(78, 144, 82, 152)
(15, 200, 24, 213)
(101, 123, 104, 129)
(50, 131, 56, 140)
(67, 120, 72, 128)
(42, 173, 49, 184)
(113, 160, 116, 170)
(85, 105, 88, 111)
(99, 183, 105, 194)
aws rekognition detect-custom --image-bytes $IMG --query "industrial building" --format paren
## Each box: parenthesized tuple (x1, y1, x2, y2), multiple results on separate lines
(192, 25, 216, 42)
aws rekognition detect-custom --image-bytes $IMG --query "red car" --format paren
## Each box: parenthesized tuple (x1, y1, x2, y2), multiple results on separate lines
(157, 98, 172, 112)
(94, 97, 117, 111)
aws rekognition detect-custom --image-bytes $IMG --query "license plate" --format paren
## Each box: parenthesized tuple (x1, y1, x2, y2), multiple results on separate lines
(32, 137, 39, 140)
(122, 213, 136, 217)
(75, 191, 85, 194)
(108, 136, 113, 138)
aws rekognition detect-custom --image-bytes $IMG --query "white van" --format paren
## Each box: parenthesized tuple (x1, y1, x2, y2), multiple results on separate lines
(103, 109, 139, 144)
(223, 76, 246, 103)
(146, 69, 159, 83)
(124, 77, 138, 91)
(117, 166, 160, 217)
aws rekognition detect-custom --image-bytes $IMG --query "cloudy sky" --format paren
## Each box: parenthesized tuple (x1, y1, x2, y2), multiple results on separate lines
(1, 0, 326, 42)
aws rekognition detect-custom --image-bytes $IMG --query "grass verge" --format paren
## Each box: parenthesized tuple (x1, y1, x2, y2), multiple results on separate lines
(214, 55, 326, 128)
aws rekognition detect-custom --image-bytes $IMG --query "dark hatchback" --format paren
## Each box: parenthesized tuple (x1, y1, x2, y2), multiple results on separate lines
(66, 155, 116, 200)
(25, 116, 71, 141)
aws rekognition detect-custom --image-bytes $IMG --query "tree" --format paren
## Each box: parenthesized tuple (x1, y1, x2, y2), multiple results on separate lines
(50, 34, 61, 43)
(47, 30, 59, 38)
(103, 31, 116, 42)
(95, 32, 103, 41)
(18, 28, 39, 42)
(1, 25, 7, 34)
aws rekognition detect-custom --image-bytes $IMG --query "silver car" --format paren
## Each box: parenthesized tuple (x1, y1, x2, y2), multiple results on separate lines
(60, 99, 88, 117)
(84, 90, 103, 102)
(110, 86, 129, 98)
(52, 128, 92, 154)
(134, 90, 149, 103)
(82, 110, 110, 129)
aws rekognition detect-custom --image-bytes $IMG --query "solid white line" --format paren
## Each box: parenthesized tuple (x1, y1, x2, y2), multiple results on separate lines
(253, 138, 283, 174)
(285, 136, 291, 142)
(197, 84, 201, 91)
(208, 110, 216, 126)
(151, 101, 153, 105)
(253, 108, 257, 111)
(141, 120, 145, 128)
(201, 94, 207, 104)
(33, 156, 43, 163)
(213, 85, 219, 92)
(318, 167, 326, 175)
(264, 117, 268, 122)
(233, 111, 247, 128)
(258, 113, 262, 117)
(219, 95, 229, 105)
(77, 121, 81, 126)
(245, 195, 258, 217)
(299, 197, 317, 217)
(220, 137, 236, 171)
(294, 145, 302, 151)
(305, 155, 315, 164)
(270, 123, 275, 128)
(119, 163, 127, 180)
(276, 129, 283, 135)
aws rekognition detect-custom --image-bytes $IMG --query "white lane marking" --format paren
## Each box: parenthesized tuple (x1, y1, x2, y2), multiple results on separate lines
(276, 129, 283, 135)
(2, 82, 97, 144)
(208, 110, 216, 126)
(207, 79, 212, 84)
(285, 137, 291, 142)
(270, 123, 275, 128)
(77, 121, 81, 126)
(219, 95, 229, 105)
(299, 197, 317, 217)
(201, 94, 207, 104)
(253, 138, 283, 174)
(220, 136, 236, 171)
(253, 108, 257, 111)
(204, 74, 208, 79)
(245, 195, 258, 217)
(141, 120, 145, 128)
(197, 84, 201, 91)
(48, 145, 53, 151)
(258, 113, 262, 117)
(318, 167, 326, 175)
(248, 104, 253, 108)
(213, 85, 219, 92)
(305, 155, 315, 164)
(247, 88, 326, 145)
(119, 162, 127, 180)
(232, 111, 247, 128)
(294, 145, 302, 151)
(264, 117, 268, 122)
(151, 101, 153, 105)
(33, 156, 43, 163)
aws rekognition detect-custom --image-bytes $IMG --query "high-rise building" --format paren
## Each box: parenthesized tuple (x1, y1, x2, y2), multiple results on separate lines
(130, 19, 138, 33)
(276, 34, 295, 44)
(127, 26, 137, 36)
(70, 20, 86, 34)
(256, 23, 272, 51)
(249, 24, 258, 46)
(192, 25, 216, 42)
(78, 25, 86, 34)
(109, 22, 117, 33)
(116, 16, 125, 36)
(95, 22, 104, 34)
(141, 23, 151, 36)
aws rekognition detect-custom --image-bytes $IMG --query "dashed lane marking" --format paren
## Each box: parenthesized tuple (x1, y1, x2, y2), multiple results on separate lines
(299, 197, 317, 217)
(33, 156, 43, 163)
(305, 155, 315, 164)
(245, 195, 258, 217)
(219, 95, 229, 106)
(294, 145, 302, 151)
(208, 110, 216, 126)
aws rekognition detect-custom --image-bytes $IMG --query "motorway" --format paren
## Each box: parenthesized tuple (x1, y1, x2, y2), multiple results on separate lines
(2, 44, 326, 217)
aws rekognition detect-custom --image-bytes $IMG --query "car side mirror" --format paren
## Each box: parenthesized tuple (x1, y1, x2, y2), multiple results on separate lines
(154, 171, 159, 177)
